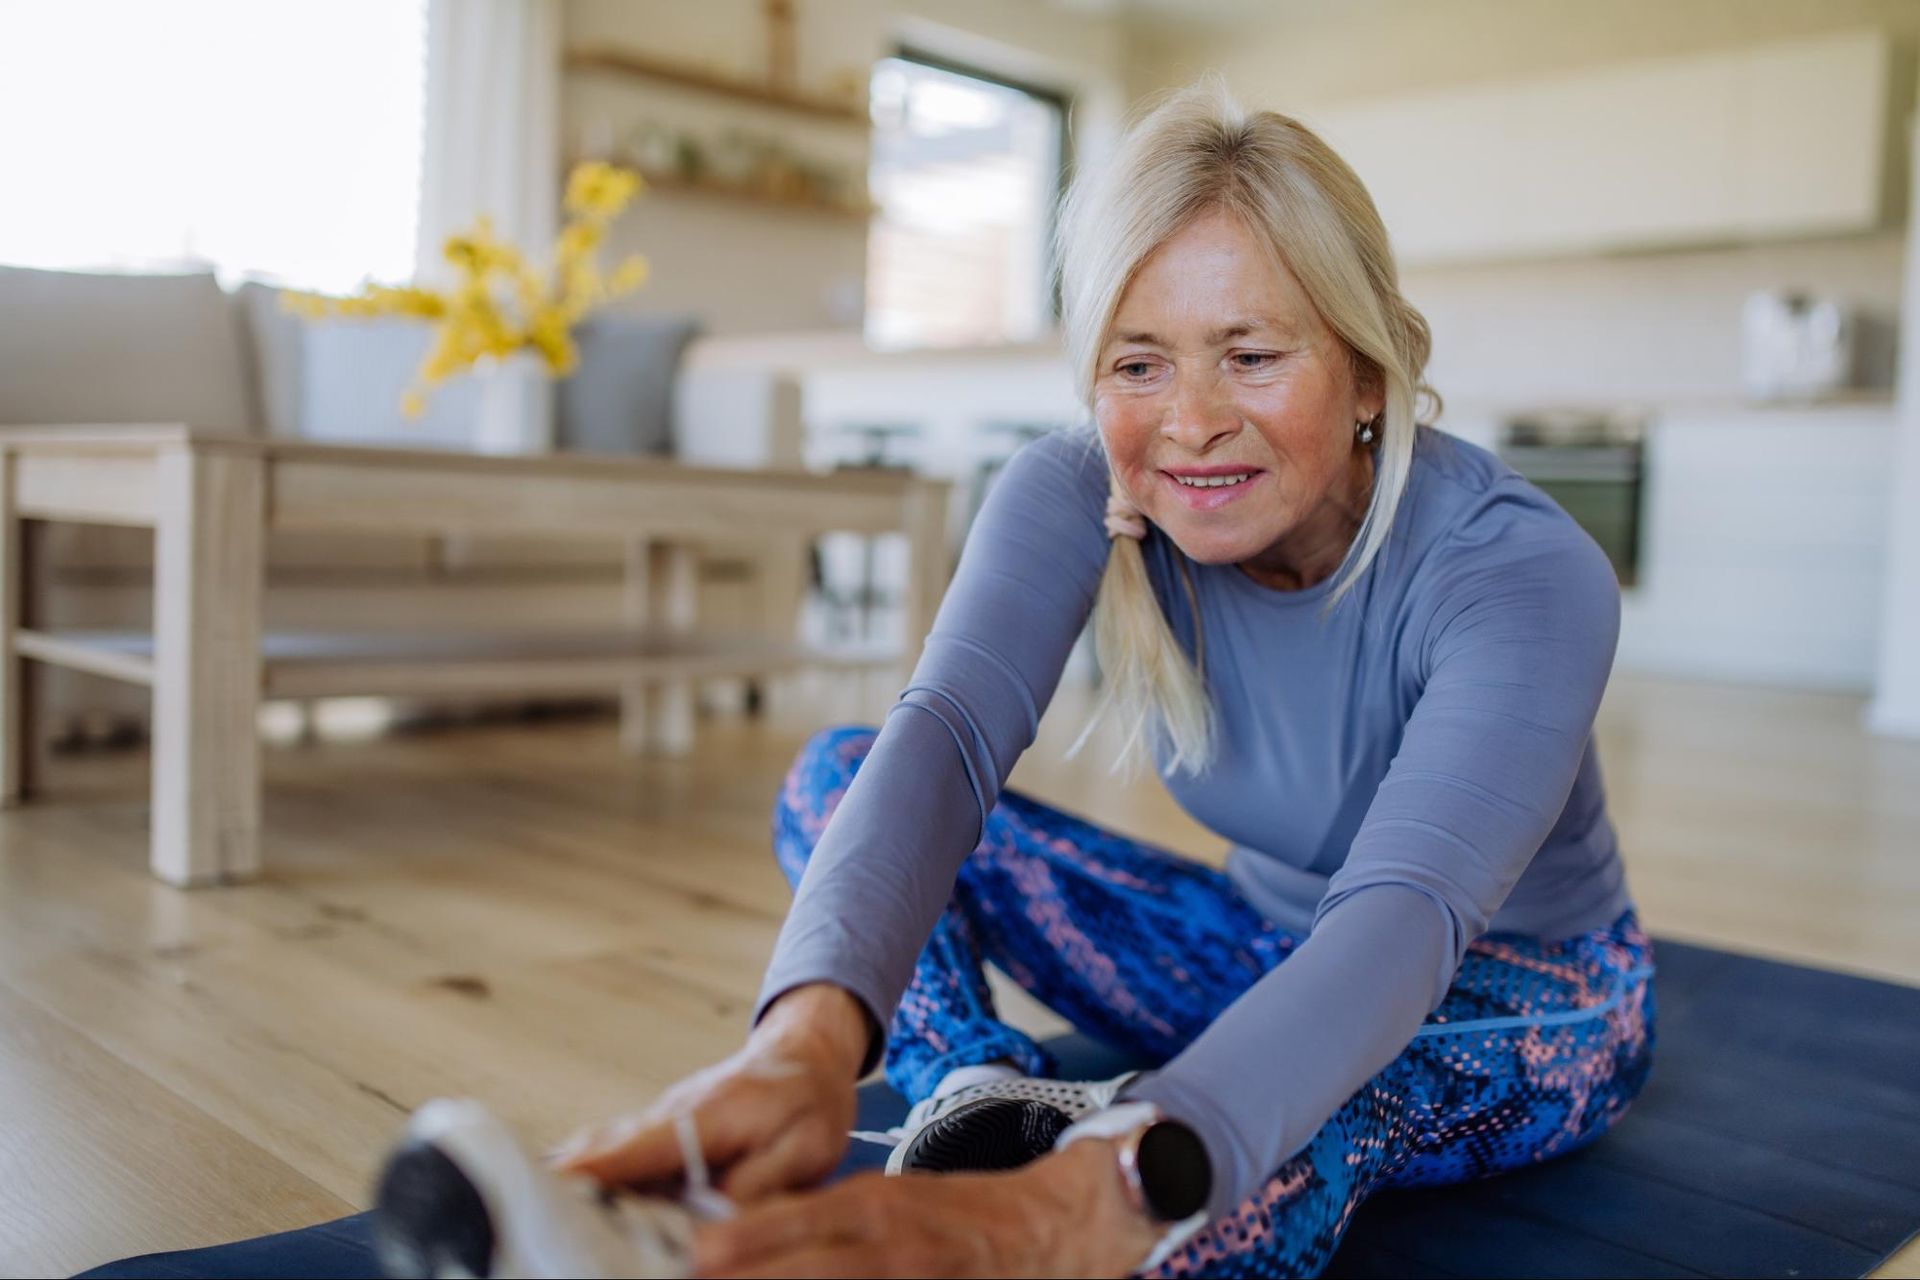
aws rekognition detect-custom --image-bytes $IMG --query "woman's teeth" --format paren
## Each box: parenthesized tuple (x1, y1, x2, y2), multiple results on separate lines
(1173, 473, 1253, 488)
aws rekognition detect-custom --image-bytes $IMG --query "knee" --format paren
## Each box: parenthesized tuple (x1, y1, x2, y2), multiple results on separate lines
(786, 724, 878, 799)
(770, 724, 878, 873)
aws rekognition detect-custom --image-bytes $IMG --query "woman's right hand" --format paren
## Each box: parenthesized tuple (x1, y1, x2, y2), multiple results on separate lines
(550, 983, 872, 1205)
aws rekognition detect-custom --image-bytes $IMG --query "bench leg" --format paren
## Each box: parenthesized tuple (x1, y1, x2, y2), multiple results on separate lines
(899, 481, 950, 680)
(753, 537, 810, 721)
(621, 538, 697, 756)
(151, 450, 265, 886)
(0, 452, 26, 806)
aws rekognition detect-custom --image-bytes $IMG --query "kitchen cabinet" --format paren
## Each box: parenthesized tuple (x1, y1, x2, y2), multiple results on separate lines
(1311, 29, 1891, 266)
(1616, 405, 1893, 690)
(1441, 403, 1894, 691)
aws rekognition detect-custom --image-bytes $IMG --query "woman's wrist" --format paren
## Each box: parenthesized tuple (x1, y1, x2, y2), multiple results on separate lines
(753, 982, 873, 1082)
(1023, 1136, 1166, 1275)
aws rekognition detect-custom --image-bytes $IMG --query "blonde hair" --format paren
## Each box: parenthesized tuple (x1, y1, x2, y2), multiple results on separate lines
(1060, 76, 1442, 777)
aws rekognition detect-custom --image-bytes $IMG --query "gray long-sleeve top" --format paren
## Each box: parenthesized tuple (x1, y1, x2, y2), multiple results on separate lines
(756, 425, 1633, 1218)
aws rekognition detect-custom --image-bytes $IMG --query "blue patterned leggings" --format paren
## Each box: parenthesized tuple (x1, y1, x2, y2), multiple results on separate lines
(773, 727, 1657, 1279)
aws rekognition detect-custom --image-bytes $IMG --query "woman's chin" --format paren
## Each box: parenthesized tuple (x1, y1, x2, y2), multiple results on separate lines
(1159, 525, 1266, 567)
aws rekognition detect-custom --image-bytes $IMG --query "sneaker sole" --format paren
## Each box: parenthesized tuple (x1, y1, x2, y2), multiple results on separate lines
(892, 1096, 1072, 1175)
(374, 1140, 498, 1278)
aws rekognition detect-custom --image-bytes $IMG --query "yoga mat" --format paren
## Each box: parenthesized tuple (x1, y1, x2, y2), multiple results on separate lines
(80, 940, 1920, 1278)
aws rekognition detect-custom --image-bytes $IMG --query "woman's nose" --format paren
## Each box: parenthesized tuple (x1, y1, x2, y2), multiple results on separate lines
(1161, 374, 1241, 454)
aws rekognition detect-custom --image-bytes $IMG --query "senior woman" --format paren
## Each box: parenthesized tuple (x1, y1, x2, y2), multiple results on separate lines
(560, 80, 1655, 1279)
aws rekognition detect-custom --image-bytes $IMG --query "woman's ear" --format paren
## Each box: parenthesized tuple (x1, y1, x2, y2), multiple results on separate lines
(1351, 354, 1385, 422)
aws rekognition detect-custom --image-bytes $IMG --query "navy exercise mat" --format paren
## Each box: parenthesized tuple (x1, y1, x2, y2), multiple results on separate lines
(78, 939, 1920, 1279)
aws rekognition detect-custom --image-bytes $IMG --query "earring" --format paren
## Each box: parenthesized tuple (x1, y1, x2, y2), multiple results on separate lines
(1356, 415, 1377, 446)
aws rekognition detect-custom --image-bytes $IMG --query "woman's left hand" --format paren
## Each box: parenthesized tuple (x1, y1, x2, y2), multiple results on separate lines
(692, 1137, 1164, 1278)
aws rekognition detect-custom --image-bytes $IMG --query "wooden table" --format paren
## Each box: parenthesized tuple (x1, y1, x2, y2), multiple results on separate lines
(0, 426, 950, 887)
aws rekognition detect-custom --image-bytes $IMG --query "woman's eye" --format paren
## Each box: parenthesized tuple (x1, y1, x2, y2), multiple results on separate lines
(1118, 360, 1155, 378)
(1232, 352, 1278, 370)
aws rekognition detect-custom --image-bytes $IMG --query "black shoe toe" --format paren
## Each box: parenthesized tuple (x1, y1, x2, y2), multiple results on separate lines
(898, 1096, 1073, 1174)
(373, 1141, 498, 1278)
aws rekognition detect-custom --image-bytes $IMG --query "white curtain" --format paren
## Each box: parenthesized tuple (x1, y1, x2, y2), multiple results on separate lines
(0, 0, 426, 291)
(415, 0, 561, 287)
(414, 0, 562, 451)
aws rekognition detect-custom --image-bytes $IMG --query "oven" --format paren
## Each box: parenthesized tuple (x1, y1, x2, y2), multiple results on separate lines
(1496, 409, 1648, 587)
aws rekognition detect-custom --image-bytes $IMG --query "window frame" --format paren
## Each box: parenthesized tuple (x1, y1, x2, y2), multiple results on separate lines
(870, 45, 1075, 338)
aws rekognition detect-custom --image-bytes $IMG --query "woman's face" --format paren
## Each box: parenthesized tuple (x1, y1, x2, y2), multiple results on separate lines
(1093, 208, 1382, 579)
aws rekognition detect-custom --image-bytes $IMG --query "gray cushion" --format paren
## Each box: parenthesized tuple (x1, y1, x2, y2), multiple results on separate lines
(234, 280, 305, 439)
(0, 265, 256, 433)
(237, 280, 482, 449)
(555, 311, 699, 455)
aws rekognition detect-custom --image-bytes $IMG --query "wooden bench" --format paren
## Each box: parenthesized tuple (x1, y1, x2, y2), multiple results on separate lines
(15, 627, 895, 701)
(0, 426, 950, 886)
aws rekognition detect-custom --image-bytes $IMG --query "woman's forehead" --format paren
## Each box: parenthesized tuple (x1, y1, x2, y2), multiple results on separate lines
(1107, 211, 1319, 346)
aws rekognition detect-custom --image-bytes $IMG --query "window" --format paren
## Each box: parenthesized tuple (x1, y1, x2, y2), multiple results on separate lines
(0, 0, 426, 292)
(865, 52, 1067, 351)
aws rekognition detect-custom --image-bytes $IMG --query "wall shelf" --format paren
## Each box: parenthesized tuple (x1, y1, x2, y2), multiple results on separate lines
(565, 46, 869, 127)
(573, 157, 872, 222)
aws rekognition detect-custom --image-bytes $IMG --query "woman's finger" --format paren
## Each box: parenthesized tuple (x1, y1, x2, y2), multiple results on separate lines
(695, 1180, 876, 1273)
(719, 1245, 897, 1280)
(714, 1126, 815, 1204)
(555, 1104, 738, 1188)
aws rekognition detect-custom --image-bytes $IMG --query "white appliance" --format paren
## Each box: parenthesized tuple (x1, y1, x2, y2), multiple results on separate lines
(1741, 289, 1856, 402)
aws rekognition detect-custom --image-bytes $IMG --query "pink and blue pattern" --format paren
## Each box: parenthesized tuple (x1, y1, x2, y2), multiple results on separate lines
(774, 726, 1656, 1279)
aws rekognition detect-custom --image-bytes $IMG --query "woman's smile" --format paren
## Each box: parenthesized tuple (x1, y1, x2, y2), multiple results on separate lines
(1162, 465, 1267, 511)
(1093, 208, 1380, 574)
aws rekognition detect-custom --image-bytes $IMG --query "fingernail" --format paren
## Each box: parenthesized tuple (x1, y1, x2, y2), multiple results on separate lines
(546, 1129, 599, 1164)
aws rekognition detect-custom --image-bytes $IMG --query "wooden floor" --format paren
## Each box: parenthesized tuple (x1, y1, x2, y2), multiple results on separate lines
(2, 671, 1917, 1278)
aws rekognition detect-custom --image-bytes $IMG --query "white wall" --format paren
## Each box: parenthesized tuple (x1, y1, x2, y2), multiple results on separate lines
(1126, 0, 1916, 406)
(1120, 0, 1919, 697)
(561, 0, 1126, 335)
(1870, 113, 1920, 738)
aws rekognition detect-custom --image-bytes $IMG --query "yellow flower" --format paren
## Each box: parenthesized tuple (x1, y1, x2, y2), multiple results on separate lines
(528, 304, 579, 375)
(608, 254, 649, 295)
(280, 291, 330, 318)
(564, 161, 641, 220)
(307, 164, 647, 419)
(555, 221, 604, 265)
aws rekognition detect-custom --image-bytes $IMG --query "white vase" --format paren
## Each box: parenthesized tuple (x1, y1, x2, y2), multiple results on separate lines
(472, 351, 555, 455)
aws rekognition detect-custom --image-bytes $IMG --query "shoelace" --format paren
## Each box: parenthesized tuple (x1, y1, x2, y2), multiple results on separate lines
(847, 1126, 907, 1148)
(673, 1110, 735, 1220)
(567, 1113, 728, 1278)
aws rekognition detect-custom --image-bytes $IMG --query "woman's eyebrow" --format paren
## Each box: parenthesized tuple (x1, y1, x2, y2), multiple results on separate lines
(1206, 316, 1293, 343)
(1108, 316, 1295, 348)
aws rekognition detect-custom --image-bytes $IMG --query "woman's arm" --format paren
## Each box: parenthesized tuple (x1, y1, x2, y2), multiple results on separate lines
(1127, 514, 1624, 1217)
(754, 431, 1115, 1067)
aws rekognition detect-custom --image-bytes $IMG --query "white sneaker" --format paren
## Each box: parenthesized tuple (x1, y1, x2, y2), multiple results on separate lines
(373, 1100, 709, 1279)
(855, 1073, 1137, 1175)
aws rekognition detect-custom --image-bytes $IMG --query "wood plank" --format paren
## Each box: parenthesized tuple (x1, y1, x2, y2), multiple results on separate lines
(264, 650, 807, 700)
(269, 457, 919, 539)
(898, 480, 952, 674)
(638, 541, 699, 755)
(1, 673, 1917, 1272)
(16, 628, 155, 686)
(257, 434, 915, 488)
(564, 45, 870, 124)
(0, 979, 352, 1278)
(0, 453, 21, 805)
(13, 450, 161, 526)
(150, 449, 265, 885)
(0, 427, 939, 500)
(20, 629, 895, 700)
(0, 423, 197, 449)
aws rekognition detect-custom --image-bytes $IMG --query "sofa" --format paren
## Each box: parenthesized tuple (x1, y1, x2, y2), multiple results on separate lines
(0, 263, 789, 747)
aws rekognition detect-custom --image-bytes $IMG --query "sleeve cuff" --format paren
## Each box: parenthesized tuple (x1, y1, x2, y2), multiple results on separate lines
(1118, 1069, 1264, 1222)
(750, 976, 887, 1078)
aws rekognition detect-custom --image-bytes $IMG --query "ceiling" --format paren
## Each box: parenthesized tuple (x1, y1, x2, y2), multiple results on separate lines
(1047, 0, 1398, 23)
